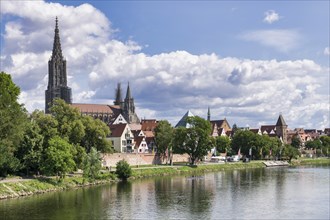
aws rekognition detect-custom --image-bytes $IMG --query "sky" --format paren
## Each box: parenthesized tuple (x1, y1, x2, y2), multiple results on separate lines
(0, 0, 329, 129)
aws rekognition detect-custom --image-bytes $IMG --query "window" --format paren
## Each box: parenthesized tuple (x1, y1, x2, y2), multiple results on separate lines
(139, 149, 142, 153)
(122, 140, 127, 146)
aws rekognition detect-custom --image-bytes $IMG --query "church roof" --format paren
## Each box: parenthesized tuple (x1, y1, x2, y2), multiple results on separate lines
(175, 110, 194, 128)
(276, 114, 287, 126)
(71, 103, 121, 114)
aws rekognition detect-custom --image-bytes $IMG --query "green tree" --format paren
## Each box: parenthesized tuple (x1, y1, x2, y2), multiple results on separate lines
(115, 160, 132, 181)
(215, 136, 231, 155)
(305, 139, 322, 150)
(16, 122, 44, 175)
(41, 136, 76, 179)
(30, 110, 58, 147)
(81, 115, 112, 153)
(172, 116, 212, 165)
(50, 99, 85, 143)
(0, 72, 28, 176)
(231, 130, 256, 157)
(283, 144, 300, 162)
(83, 147, 102, 180)
(291, 136, 301, 148)
(154, 120, 174, 163)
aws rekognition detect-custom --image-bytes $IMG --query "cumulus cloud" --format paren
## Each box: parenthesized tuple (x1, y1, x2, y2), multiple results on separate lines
(1, 1, 329, 129)
(240, 29, 301, 53)
(263, 10, 280, 24)
(324, 47, 330, 56)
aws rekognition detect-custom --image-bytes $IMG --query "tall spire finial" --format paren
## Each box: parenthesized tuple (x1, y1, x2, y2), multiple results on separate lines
(55, 16, 58, 30)
(52, 16, 63, 59)
(207, 106, 211, 121)
(126, 82, 131, 99)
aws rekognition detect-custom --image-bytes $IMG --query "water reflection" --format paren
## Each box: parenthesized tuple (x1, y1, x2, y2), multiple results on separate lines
(0, 166, 329, 220)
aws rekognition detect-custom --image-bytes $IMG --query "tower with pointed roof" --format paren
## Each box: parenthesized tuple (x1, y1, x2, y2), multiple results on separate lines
(45, 17, 72, 113)
(275, 114, 288, 144)
(114, 82, 123, 108)
(122, 83, 140, 124)
(207, 107, 211, 121)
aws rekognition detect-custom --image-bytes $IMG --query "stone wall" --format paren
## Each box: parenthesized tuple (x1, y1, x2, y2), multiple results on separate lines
(101, 153, 190, 167)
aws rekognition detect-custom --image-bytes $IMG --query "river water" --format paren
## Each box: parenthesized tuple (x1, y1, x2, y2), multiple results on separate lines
(1, 165, 329, 219)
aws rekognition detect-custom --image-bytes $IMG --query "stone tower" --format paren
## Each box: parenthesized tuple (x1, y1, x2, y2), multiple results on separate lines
(276, 114, 288, 144)
(45, 17, 72, 113)
(114, 83, 123, 108)
(207, 107, 211, 121)
(123, 83, 140, 124)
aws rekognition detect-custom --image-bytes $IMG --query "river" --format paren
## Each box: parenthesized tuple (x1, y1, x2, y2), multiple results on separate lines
(1, 165, 329, 219)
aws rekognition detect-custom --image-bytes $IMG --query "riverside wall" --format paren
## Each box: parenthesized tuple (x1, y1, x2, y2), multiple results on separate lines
(101, 153, 190, 167)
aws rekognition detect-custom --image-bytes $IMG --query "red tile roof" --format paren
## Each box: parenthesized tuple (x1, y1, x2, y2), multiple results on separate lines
(109, 123, 127, 137)
(72, 103, 121, 114)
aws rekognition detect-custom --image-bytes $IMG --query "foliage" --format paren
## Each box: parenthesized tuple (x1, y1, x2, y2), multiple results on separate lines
(0, 72, 29, 176)
(283, 144, 300, 162)
(83, 147, 102, 180)
(41, 136, 76, 179)
(291, 136, 301, 148)
(80, 115, 112, 153)
(154, 120, 174, 156)
(115, 160, 132, 180)
(172, 116, 212, 165)
(15, 122, 44, 175)
(320, 136, 330, 148)
(50, 99, 85, 143)
(214, 136, 231, 155)
(305, 139, 322, 149)
(231, 130, 256, 157)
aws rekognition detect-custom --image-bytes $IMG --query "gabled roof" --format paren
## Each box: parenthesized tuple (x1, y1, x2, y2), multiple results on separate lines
(276, 114, 287, 126)
(210, 120, 225, 128)
(141, 119, 158, 131)
(134, 136, 146, 148)
(175, 110, 194, 128)
(260, 125, 276, 134)
(109, 123, 128, 137)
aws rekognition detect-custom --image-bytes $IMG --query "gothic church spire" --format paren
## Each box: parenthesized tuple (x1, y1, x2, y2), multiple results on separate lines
(45, 17, 72, 113)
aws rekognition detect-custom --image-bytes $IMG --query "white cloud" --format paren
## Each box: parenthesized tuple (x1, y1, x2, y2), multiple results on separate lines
(324, 47, 330, 56)
(263, 10, 280, 24)
(1, 1, 329, 129)
(240, 29, 301, 53)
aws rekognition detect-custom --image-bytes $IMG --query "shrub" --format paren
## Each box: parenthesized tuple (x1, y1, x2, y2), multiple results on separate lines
(115, 160, 132, 180)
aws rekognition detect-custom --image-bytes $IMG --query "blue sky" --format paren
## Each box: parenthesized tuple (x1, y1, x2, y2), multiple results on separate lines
(0, 0, 329, 129)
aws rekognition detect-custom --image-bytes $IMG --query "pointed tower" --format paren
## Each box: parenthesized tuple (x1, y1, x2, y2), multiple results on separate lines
(45, 17, 72, 113)
(275, 114, 288, 144)
(123, 82, 140, 124)
(114, 83, 123, 107)
(207, 107, 211, 121)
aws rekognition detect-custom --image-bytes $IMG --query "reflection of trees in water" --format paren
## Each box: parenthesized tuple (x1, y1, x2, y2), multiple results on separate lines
(154, 175, 214, 216)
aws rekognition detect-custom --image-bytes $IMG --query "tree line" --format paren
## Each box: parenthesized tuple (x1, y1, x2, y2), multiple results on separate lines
(0, 72, 112, 178)
(155, 119, 330, 165)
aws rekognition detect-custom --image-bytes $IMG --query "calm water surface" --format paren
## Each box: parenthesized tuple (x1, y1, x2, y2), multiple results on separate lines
(1, 165, 329, 219)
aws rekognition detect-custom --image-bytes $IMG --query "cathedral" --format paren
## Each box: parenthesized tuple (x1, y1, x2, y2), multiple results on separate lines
(45, 18, 140, 124)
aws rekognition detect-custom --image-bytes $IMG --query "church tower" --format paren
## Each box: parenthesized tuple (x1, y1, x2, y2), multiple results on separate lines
(45, 17, 72, 113)
(114, 83, 123, 108)
(276, 114, 288, 144)
(123, 83, 140, 124)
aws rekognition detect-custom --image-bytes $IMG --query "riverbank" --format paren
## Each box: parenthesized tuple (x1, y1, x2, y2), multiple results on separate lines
(0, 174, 117, 200)
(1, 158, 329, 200)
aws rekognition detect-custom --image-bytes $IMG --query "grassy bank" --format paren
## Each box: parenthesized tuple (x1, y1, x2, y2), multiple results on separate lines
(0, 174, 116, 200)
(291, 157, 330, 166)
(131, 161, 265, 179)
